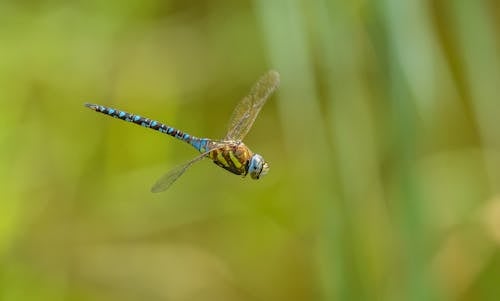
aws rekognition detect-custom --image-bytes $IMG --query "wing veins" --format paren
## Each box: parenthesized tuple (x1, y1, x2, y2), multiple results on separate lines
(225, 70, 280, 141)
(151, 147, 221, 193)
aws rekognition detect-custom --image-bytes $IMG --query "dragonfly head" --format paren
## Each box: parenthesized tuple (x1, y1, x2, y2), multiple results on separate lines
(248, 154, 269, 179)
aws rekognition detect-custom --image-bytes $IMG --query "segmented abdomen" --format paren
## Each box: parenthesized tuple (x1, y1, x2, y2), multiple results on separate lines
(85, 103, 210, 152)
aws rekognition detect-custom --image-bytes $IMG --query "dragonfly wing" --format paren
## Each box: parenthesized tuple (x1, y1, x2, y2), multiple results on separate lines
(150, 146, 222, 193)
(151, 152, 207, 193)
(225, 70, 280, 141)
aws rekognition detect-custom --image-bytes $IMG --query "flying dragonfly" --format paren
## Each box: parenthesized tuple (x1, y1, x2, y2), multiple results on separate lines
(85, 70, 280, 192)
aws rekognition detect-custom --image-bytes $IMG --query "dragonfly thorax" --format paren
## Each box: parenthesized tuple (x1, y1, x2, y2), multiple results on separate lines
(207, 142, 269, 179)
(248, 154, 269, 180)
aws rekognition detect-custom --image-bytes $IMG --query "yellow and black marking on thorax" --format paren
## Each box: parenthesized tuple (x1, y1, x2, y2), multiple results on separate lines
(208, 141, 253, 176)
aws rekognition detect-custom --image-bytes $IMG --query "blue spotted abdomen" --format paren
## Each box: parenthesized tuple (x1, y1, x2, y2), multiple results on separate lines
(85, 103, 210, 152)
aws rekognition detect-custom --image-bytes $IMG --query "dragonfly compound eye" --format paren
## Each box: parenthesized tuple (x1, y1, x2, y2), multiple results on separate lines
(248, 154, 269, 179)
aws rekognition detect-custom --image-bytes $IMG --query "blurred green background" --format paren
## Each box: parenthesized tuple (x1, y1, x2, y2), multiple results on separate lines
(1, 0, 500, 300)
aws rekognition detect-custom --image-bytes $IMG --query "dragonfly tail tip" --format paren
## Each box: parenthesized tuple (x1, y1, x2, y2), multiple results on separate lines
(84, 103, 98, 110)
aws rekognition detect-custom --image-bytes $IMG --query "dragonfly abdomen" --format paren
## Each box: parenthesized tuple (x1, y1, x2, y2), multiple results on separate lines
(85, 103, 208, 151)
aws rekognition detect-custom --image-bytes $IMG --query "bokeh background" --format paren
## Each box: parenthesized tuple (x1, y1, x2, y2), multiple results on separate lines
(1, 1, 500, 300)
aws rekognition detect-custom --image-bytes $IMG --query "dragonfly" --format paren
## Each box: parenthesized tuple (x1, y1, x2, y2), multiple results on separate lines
(85, 70, 280, 192)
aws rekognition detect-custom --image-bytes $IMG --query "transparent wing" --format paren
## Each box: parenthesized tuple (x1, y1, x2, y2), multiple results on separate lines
(225, 70, 280, 141)
(151, 150, 210, 193)
(150, 146, 224, 193)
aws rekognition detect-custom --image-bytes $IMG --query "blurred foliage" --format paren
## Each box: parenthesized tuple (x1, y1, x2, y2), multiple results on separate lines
(1, 0, 500, 300)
